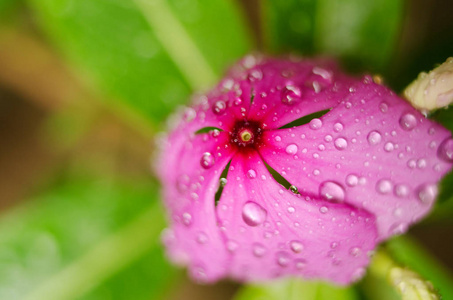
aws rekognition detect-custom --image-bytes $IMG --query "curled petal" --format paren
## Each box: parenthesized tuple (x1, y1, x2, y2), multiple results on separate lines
(216, 150, 377, 284)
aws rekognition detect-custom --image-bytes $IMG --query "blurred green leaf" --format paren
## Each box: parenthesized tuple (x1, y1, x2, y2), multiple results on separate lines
(234, 279, 357, 300)
(262, 0, 403, 72)
(0, 175, 177, 300)
(386, 236, 453, 300)
(28, 0, 252, 128)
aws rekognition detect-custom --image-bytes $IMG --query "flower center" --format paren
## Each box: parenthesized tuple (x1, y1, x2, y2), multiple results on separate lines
(230, 120, 263, 149)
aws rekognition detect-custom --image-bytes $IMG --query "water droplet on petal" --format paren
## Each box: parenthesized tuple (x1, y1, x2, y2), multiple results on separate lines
(286, 144, 298, 155)
(253, 243, 267, 257)
(289, 185, 298, 193)
(417, 183, 438, 204)
(219, 178, 227, 187)
(200, 152, 214, 169)
(346, 174, 359, 187)
(295, 259, 307, 270)
(276, 251, 291, 267)
(379, 102, 389, 113)
(247, 169, 257, 179)
(212, 100, 227, 115)
(242, 201, 267, 226)
(196, 232, 208, 244)
(182, 212, 192, 226)
(367, 131, 382, 145)
(437, 137, 453, 162)
(394, 184, 410, 198)
(376, 179, 392, 194)
(333, 122, 344, 132)
(274, 135, 282, 142)
(349, 247, 362, 257)
(287, 206, 295, 214)
(384, 142, 395, 152)
(319, 206, 329, 214)
(399, 113, 417, 131)
(309, 118, 323, 130)
(281, 85, 302, 105)
(226, 240, 239, 253)
(319, 181, 345, 202)
(334, 138, 348, 150)
(290, 240, 304, 253)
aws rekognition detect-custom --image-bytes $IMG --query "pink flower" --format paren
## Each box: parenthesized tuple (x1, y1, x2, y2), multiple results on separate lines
(156, 56, 453, 285)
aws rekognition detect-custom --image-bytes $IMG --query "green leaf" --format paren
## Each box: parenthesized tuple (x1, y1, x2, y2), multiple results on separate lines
(0, 175, 177, 300)
(28, 0, 252, 128)
(234, 279, 358, 300)
(262, 0, 403, 72)
(386, 236, 453, 300)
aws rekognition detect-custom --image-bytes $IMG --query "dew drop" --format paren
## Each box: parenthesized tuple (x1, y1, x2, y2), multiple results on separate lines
(417, 184, 438, 204)
(200, 152, 214, 169)
(212, 100, 227, 115)
(295, 259, 307, 270)
(437, 137, 453, 162)
(349, 247, 361, 257)
(196, 232, 208, 244)
(252, 243, 267, 257)
(226, 240, 239, 253)
(286, 144, 298, 155)
(319, 206, 329, 214)
(319, 181, 345, 202)
(183, 107, 196, 122)
(324, 135, 333, 142)
(287, 206, 296, 214)
(242, 201, 267, 226)
(247, 169, 257, 179)
(376, 179, 392, 194)
(394, 184, 410, 198)
(289, 185, 298, 193)
(281, 85, 302, 105)
(399, 113, 417, 131)
(274, 135, 282, 142)
(290, 240, 304, 253)
(379, 102, 389, 113)
(384, 142, 395, 152)
(333, 122, 344, 132)
(346, 174, 359, 187)
(276, 252, 291, 267)
(334, 138, 348, 150)
(367, 131, 382, 145)
(182, 212, 192, 226)
(309, 118, 323, 130)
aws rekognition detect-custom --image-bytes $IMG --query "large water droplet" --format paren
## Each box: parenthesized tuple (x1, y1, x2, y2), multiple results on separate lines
(212, 100, 227, 115)
(242, 201, 267, 226)
(286, 144, 298, 155)
(200, 152, 214, 169)
(334, 138, 348, 150)
(319, 181, 345, 202)
(437, 137, 453, 162)
(417, 183, 438, 204)
(399, 113, 417, 131)
(376, 179, 392, 194)
(367, 131, 382, 145)
(309, 118, 323, 130)
(247, 169, 257, 179)
(281, 85, 302, 105)
(290, 240, 304, 253)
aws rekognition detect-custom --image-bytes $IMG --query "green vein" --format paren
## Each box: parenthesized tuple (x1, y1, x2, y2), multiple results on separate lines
(23, 203, 165, 300)
(134, 0, 217, 91)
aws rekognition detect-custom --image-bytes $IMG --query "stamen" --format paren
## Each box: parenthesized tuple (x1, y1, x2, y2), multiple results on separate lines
(241, 130, 252, 142)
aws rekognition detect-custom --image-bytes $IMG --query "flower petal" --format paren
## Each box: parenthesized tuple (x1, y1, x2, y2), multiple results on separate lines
(158, 131, 235, 282)
(236, 56, 356, 129)
(216, 150, 377, 284)
(259, 81, 453, 240)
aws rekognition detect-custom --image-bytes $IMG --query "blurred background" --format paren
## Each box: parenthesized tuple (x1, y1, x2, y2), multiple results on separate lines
(1, 0, 453, 299)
